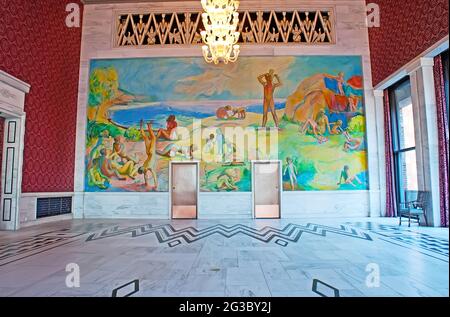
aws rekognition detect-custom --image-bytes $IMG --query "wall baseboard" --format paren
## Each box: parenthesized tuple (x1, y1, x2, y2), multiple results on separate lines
(76, 190, 372, 219)
(19, 192, 74, 225)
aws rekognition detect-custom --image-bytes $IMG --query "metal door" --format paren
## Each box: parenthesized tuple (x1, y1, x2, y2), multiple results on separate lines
(253, 161, 281, 219)
(171, 162, 198, 219)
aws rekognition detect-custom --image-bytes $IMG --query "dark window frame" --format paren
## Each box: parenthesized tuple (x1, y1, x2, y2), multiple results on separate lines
(389, 77, 416, 207)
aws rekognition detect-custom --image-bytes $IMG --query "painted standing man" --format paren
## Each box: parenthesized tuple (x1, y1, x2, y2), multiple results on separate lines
(258, 69, 282, 128)
(138, 119, 158, 190)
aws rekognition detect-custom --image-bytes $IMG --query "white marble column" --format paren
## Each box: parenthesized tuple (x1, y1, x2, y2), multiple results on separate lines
(373, 89, 386, 217)
(407, 57, 441, 227)
(366, 88, 382, 217)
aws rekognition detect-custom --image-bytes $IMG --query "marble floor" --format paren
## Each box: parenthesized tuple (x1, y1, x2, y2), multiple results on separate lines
(0, 217, 448, 297)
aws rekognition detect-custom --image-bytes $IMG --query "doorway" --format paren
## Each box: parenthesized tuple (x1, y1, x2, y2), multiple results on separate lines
(170, 161, 199, 219)
(252, 160, 281, 219)
(0, 71, 29, 231)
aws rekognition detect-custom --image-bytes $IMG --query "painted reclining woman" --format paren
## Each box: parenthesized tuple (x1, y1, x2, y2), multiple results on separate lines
(98, 149, 138, 180)
(88, 131, 137, 189)
(156, 115, 178, 140)
(216, 168, 241, 191)
(88, 148, 137, 190)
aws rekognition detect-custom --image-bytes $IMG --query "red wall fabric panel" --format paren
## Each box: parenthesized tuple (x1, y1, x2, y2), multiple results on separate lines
(0, 0, 83, 192)
(367, 0, 449, 86)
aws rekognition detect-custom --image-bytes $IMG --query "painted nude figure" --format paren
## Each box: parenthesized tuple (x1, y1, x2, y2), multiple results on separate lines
(217, 168, 241, 191)
(300, 109, 331, 143)
(330, 120, 344, 135)
(337, 165, 362, 187)
(112, 135, 135, 162)
(157, 115, 178, 140)
(343, 128, 363, 151)
(216, 105, 236, 120)
(258, 69, 282, 128)
(235, 107, 246, 119)
(329, 71, 345, 95)
(138, 120, 158, 190)
(283, 157, 298, 190)
(157, 143, 195, 160)
(96, 148, 126, 181)
(110, 156, 139, 180)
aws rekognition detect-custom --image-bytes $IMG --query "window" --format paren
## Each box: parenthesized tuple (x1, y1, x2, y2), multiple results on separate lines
(390, 78, 418, 206)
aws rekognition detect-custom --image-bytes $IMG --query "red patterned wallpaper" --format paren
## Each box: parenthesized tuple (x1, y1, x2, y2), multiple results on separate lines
(367, 0, 449, 86)
(0, 0, 83, 192)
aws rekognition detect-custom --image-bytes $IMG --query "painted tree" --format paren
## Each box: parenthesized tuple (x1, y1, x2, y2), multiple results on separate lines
(88, 67, 119, 121)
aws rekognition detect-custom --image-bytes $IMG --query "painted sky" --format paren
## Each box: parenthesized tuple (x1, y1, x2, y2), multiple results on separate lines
(90, 56, 363, 102)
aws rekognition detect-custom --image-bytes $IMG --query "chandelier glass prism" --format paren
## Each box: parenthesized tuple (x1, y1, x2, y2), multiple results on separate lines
(200, 0, 240, 64)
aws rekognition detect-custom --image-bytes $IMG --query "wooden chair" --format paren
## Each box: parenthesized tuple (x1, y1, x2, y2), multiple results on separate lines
(399, 190, 429, 227)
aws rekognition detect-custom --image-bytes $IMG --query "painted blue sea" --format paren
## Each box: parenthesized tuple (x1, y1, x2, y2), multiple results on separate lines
(109, 102, 286, 128)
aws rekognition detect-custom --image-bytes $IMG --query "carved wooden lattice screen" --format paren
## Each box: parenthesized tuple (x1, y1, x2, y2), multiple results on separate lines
(115, 10, 335, 47)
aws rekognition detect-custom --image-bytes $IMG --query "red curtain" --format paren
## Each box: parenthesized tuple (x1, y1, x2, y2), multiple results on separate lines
(433, 55, 449, 227)
(383, 90, 396, 217)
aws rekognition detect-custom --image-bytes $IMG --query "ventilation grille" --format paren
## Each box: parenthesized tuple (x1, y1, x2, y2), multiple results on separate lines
(36, 197, 72, 219)
(115, 9, 335, 47)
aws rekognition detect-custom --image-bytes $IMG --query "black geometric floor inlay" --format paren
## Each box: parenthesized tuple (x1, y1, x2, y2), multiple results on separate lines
(0, 223, 117, 267)
(347, 222, 449, 262)
(0, 222, 371, 266)
(112, 279, 140, 297)
(86, 223, 372, 247)
(312, 279, 340, 297)
(0, 231, 84, 266)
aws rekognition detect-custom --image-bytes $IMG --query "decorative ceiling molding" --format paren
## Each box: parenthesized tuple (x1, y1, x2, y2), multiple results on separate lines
(82, 0, 189, 3)
(115, 9, 335, 47)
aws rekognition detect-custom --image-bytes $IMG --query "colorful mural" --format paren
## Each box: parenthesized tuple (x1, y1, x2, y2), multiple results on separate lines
(85, 56, 368, 192)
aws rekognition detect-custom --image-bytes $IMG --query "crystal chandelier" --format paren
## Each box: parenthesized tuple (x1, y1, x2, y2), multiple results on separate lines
(200, 0, 240, 64)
